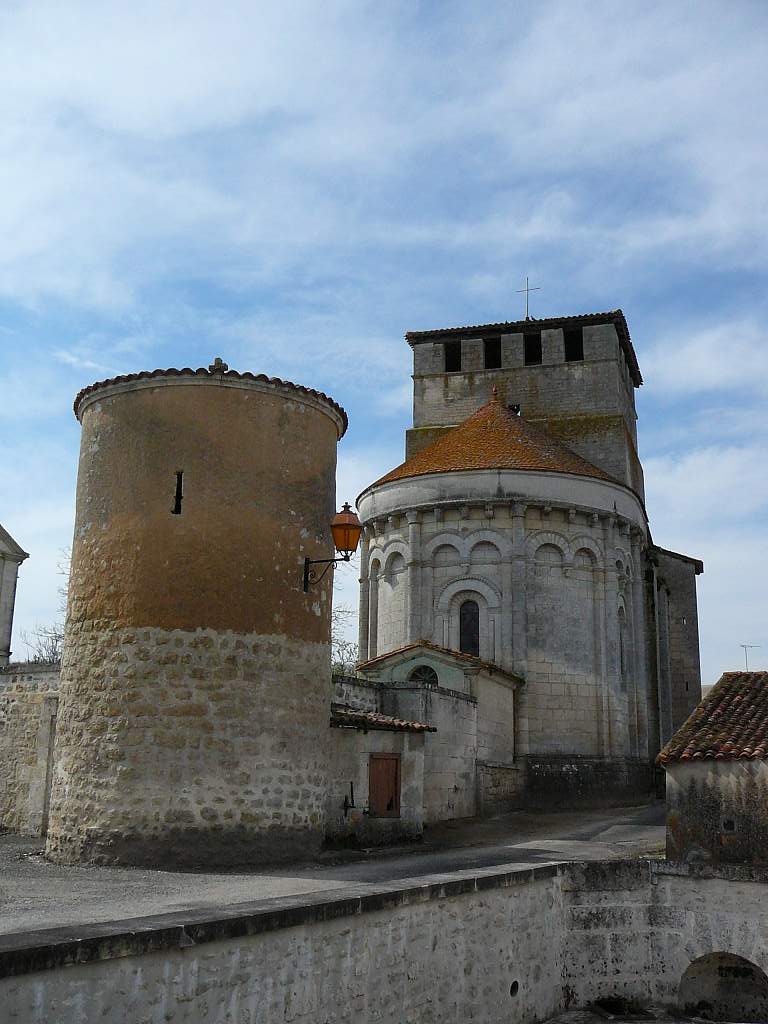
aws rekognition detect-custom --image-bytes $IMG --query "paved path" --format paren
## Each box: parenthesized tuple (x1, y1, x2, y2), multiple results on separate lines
(0, 802, 664, 936)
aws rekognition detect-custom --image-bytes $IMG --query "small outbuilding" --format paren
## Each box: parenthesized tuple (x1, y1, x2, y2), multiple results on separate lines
(658, 671, 768, 866)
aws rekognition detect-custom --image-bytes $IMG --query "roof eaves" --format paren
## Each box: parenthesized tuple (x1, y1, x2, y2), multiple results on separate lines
(405, 309, 642, 387)
(72, 366, 348, 437)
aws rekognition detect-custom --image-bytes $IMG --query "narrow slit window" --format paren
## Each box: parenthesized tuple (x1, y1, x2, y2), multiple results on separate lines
(484, 336, 502, 369)
(524, 333, 542, 365)
(564, 327, 584, 362)
(172, 471, 184, 515)
(444, 340, 462, 372)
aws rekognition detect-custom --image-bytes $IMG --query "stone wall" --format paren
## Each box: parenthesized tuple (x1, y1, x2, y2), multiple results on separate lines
(359, 477, 653, 782)
(47, 627, 330, 867)
(48, 372, 345, 867)
(0, 663, 59, 835)
(325, 727, 425, 845)
(407, 322, 643, 496)
(665, 761, 768, 866)
(3, 860, 768, 1023)
(381, 682, 478, 822)
(653, 548, 703, 728)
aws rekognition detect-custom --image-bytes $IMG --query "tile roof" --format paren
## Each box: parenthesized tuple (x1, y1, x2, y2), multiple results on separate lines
(364, 394, 617, 491)
(405, 309, 642, 387)
(357, 640, 525, 687)
(330, 703, 436, 733)
(73, 362, 348, 436)
(658, 672, 768, 764)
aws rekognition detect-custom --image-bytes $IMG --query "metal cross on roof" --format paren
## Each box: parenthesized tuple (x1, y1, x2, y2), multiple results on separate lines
(516, 276, 541, 320)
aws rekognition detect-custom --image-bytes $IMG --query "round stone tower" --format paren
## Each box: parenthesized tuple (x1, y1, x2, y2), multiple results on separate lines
(45, 360, 347, 867)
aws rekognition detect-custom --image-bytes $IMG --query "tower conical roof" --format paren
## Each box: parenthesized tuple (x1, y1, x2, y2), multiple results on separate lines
(368, 394, 616, 489)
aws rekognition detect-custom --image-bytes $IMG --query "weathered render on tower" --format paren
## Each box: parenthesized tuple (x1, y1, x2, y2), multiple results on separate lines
(356, 311, 703, 807)
(45, 362, 347, 867)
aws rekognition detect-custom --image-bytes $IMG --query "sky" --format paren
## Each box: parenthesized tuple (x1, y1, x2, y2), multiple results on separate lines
(1, 0, 766, 682)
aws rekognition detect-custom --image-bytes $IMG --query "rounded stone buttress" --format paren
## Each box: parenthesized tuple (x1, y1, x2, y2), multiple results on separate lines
(45, 365, 347, 867)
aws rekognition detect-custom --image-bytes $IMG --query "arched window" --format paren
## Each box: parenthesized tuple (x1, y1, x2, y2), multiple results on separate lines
(459, 599, 480, 657)
(409, 665, 438, 686)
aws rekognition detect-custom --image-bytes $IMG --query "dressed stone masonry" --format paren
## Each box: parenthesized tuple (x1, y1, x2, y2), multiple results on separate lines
(356, 310, 704, 807)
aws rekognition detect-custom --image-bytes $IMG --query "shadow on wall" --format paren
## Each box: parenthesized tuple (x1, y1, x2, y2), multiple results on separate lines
(678, 952, 768, 1022)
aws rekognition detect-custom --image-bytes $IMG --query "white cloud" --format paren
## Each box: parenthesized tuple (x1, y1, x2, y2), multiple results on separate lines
(643, 320, 768, 396)
(0, 1, 765, 308)
(645, 441, 768, 682)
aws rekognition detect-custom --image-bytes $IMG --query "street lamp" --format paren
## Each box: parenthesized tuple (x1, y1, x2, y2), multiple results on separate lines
(303, 503, 363, 591)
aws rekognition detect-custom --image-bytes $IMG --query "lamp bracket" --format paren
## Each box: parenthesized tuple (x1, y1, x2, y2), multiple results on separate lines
(303, 553, 353, 592)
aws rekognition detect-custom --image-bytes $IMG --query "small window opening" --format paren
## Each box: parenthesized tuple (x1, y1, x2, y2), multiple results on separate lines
(510, 981, 519, 997)
(524, 332, 542, 365)
(722, 818, 736, 833)
(564, 327, 584, 361)
(459, 599, 480, 657)
(172, 471, 184, 515)
(483, 336, 502, 369)
(444, 340, 462, 372)
(409, 665, 439, 686)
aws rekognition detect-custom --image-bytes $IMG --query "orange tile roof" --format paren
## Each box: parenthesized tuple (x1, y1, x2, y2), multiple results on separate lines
(366, 394, 616, 489)
(658, 672, 768, 763)
(330, 703, 436, 733)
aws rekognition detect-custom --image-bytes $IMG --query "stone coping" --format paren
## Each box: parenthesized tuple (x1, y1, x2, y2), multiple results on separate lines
(73, 366, 348, 438)
(0, 862, 560, 980)
(1, 857, 759, 980)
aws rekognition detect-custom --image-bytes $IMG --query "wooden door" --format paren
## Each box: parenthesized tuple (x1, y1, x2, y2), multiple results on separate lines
(369, 754, 401, 818)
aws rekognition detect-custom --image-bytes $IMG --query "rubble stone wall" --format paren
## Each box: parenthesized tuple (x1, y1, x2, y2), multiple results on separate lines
(0, 663, 59, 835)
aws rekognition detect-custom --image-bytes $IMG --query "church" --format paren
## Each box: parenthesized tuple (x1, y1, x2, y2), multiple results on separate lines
(353, 309, 703, 810)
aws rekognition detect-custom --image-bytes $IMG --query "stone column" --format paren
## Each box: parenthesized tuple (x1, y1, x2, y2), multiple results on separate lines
(510, 500, 527, 675)
(600, 516, 622, 756)
(630, 530, 651, 759)
(510, 499, 529, 754)
(357, 527, 371, 662)
(406, 510, 422, 644)
(367, 585, 378, 660)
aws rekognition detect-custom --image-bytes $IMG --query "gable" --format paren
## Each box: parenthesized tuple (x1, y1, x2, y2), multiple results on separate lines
(0, 524, 28, 562)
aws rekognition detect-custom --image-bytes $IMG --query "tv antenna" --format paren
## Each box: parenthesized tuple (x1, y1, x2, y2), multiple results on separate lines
(740, 644, 761, 670)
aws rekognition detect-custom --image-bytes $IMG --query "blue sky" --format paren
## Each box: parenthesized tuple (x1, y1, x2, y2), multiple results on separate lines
(2, 0, 766, 681)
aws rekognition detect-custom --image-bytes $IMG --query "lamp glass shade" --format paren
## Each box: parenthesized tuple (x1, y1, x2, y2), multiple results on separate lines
(330, 503, 363, 556)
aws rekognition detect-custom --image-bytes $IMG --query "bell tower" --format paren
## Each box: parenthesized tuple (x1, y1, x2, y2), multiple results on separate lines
(405, 310, 645, 499)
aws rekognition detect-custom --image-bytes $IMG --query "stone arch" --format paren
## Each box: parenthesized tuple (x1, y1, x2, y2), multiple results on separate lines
(573, 547, 597, 569)
(466, 529, 513, 561)
(525, 530, 570, 563)
(384, 549, 406, 578)
(678, 952, 768, 1021)
(535, 543, 564, 566)
(408, 664, 438, 686)
(424, 531, 466, 564)
(570, 535, 603, 566)
(435, 578, 501, 662)
(431, 542, 462, 568)
(469, 541, 502, 565)
(436, 577, 501, 613)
